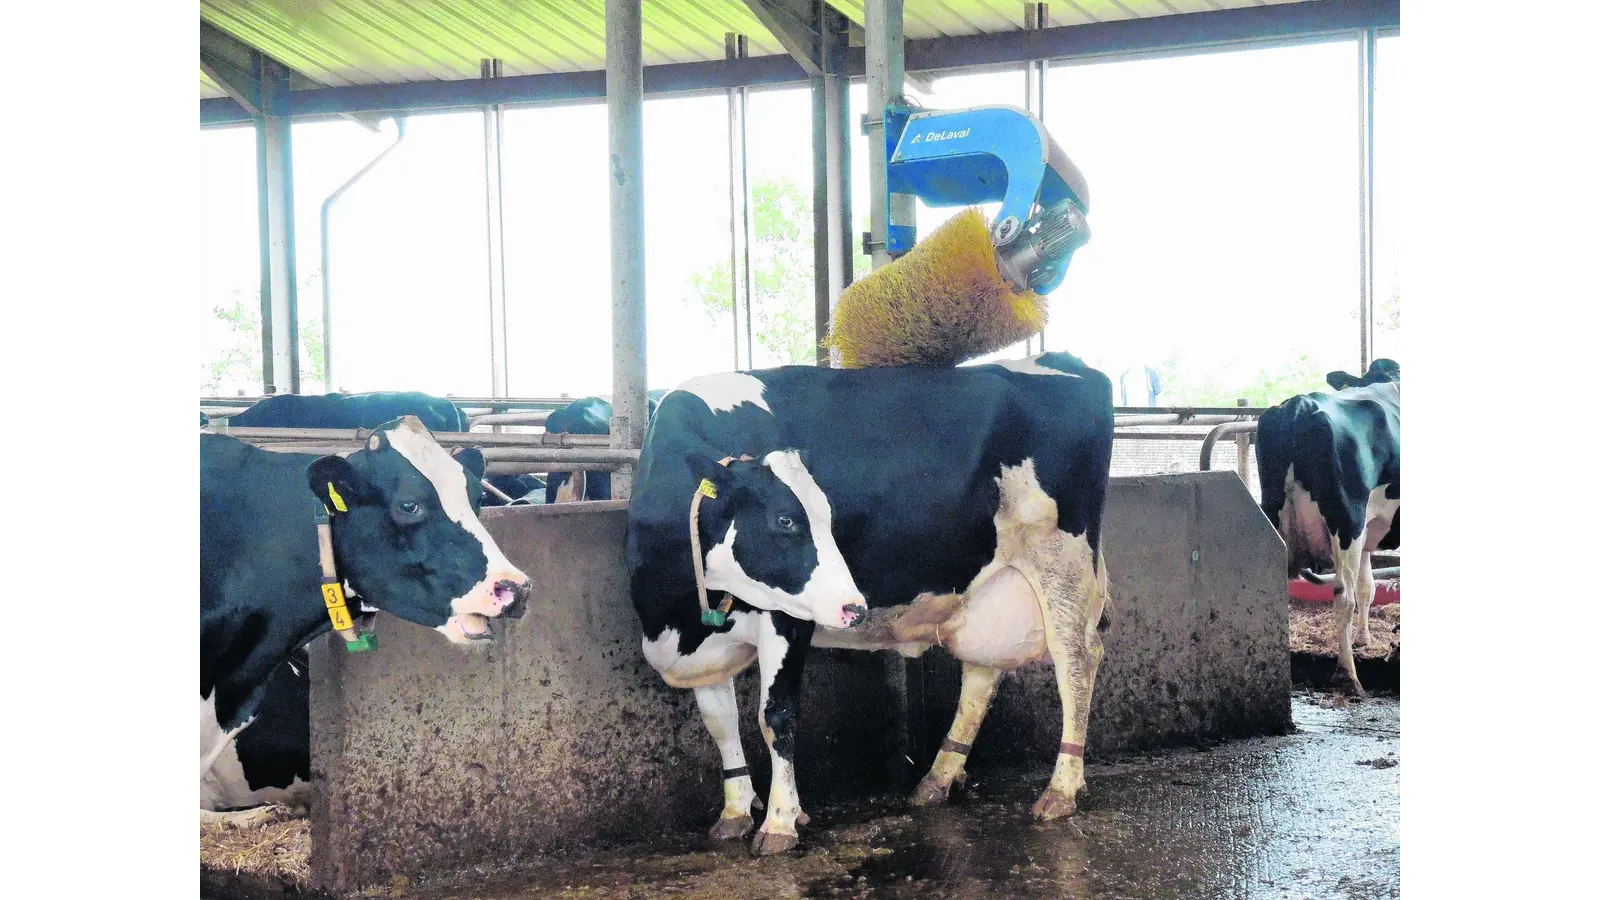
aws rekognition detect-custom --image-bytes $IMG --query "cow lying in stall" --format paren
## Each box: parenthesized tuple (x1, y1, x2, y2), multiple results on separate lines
(1256, 359, 1400, 695)
(628, 354, 1114, 855)
(201, 417, 532, 823)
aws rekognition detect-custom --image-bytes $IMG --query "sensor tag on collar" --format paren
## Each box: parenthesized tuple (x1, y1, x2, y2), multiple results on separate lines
(344, 632, 377, 653)
(696, 478, 718, 499)
(327, 483, 348, 513)
(701, 594, 733, 627)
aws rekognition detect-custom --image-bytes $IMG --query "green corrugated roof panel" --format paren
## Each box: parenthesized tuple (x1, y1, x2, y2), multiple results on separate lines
(200, 0, 1316, 95)
(200, 0, 785, 87)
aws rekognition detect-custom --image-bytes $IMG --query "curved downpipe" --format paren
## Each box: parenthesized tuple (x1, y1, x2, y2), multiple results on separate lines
(320, 117, 408, 391)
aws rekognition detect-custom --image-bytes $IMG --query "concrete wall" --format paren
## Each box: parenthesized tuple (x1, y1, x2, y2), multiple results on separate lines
(310, 472, 1289, 894)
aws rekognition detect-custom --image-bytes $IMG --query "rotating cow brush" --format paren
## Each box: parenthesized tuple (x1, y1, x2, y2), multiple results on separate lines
(824, 104, 1092, 368)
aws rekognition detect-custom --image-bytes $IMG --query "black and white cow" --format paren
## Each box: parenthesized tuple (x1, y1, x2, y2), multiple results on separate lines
(201, 416, 532, 816)
(542, 390, 668, 503)
(628, 354, 1114, 855)
(1256, 359, 1400, 695)
(221, 391, 545, 506)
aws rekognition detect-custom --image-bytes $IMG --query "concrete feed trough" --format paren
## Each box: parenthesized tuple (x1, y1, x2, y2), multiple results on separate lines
(308, 471, 1289, 894)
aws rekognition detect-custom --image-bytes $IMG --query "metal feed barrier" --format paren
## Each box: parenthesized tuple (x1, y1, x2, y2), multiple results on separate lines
(203, 400, 1270, 482)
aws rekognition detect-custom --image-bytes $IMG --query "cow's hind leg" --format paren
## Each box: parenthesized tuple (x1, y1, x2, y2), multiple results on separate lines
(694, 680, 761, 840)
(910, 663, 1002, 805)
(1351, 550, 1376, 649)
(750, 612, 813, 856)
(1030, 534, 1109, 821)
(1331, 533, 1368, 695)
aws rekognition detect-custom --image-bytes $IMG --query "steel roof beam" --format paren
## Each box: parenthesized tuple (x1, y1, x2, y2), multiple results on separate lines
(201, 18, 383, 131)
(200, 20, 265, 116)
(741, 0, 829, 76)
(200, 0, 1397, 126)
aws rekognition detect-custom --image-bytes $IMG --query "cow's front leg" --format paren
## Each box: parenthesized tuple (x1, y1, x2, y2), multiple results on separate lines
(1031, 537, 1108, 821)
(694, 680, 760, 840)
(750, 612, 813, 856)
(911, 662, 1002, 805)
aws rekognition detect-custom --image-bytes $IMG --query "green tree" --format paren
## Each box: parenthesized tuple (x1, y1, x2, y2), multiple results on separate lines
(202, 272, 327, 394)
(692, 177, 870, 365)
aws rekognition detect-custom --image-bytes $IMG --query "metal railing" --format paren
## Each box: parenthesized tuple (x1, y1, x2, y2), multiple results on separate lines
(203, 402, 1267, 483)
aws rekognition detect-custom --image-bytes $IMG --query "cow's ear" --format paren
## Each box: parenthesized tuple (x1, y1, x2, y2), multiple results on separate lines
(684, 451, 736, 498)
(307, 455, 370, 514)
(451, 446, 487, 480)
(1326, 370, 1357, 391)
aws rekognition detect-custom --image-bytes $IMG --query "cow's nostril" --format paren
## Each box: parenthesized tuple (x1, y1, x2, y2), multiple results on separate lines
(495, 579, 531, 619)
(842, 603, 867, 628)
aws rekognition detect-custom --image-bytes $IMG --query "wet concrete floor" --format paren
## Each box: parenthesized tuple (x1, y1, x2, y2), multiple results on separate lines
(409, 692, 1398, 900)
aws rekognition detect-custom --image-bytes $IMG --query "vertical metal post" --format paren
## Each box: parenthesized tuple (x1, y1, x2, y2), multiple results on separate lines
(255, 54, 299, 395)
(1025, 3, 1049, 353)
(607, 0, 647, 500)
(1235, 398, 1251, 490)
(865, 0, 908, 272)
(483, 59, 510, 398)
(1357, 29, 1376, 372)
(726, 34, 753, 371)
(812, 2, 852, 367)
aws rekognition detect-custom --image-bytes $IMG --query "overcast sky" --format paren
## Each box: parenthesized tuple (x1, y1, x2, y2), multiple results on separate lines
(200, 37, 1400, 398)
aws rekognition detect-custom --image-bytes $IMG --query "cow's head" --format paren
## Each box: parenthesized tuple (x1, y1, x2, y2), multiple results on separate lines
(1327, 358, 1400, 391)
(687, 450, 866, 630)
(305, 416, 532, 644)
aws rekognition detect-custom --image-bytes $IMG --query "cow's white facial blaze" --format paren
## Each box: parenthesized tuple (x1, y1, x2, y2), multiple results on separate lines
(384, 419, 530, 621)
(764, 451, 863, 627)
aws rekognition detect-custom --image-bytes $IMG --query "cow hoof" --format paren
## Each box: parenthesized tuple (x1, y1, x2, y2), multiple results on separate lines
(709, 815, 754, 841)
(796, 810, 810, 826)
(909, 775, 952, 806)
(750, 829, 800, 856)
(1330, 669, 1369, 698)
(1030, 788, 1078, 821)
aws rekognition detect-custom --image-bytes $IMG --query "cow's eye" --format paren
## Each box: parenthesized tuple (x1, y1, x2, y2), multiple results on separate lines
(399, 501, 421, 516)
(777, 515, 795, 530)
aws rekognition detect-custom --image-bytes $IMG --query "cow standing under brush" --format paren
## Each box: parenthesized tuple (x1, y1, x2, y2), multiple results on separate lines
(1256, 360, 1400, 695)
(628, 353, 1114, 855)
(201, 416, 531, 820)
